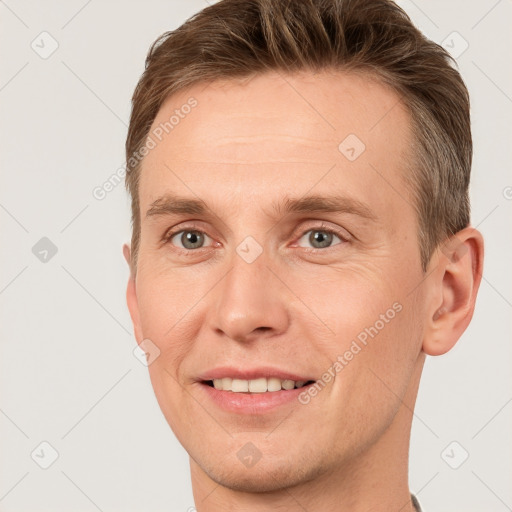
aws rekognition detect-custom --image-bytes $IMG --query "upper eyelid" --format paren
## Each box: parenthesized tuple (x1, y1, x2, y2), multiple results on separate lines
(296, 227, 345, 243)
(290, 220, 351, 244)
(162, 221, 214, 240)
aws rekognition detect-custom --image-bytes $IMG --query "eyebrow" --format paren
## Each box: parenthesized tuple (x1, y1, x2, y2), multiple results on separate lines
(145, 193, 377, 221)
(273, 194, 377, 220)
(146, 195, 207, 218)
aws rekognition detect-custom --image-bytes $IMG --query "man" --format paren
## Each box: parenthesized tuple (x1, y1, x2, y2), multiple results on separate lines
(122, 0, 484, 510)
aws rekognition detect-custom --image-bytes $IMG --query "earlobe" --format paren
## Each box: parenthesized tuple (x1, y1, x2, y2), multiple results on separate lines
(123, 243, 143, 343)
(422, 228, 484, 356)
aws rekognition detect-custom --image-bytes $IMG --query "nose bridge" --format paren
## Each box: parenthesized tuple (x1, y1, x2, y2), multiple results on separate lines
(211, 245, 289, 342)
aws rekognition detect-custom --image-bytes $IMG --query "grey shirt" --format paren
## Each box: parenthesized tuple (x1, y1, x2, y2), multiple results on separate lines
(412, 494, 422, 511)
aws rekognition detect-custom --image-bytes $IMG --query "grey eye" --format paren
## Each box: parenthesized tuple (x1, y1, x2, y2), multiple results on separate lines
(297, 230, 342, 249)
(171, 230, 211, 250)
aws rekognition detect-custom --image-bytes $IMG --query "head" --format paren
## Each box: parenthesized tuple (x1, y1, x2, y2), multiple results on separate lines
(123, 0, 483, 497)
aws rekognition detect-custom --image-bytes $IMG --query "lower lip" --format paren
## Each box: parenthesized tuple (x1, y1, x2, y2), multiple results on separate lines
(198, 382, 312, 414)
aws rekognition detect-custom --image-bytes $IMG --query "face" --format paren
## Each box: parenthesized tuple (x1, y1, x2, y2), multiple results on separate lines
(126, 70, 429, 492)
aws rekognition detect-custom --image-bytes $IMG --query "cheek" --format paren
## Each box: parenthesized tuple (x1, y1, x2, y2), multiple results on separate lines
(135, 258, 207, 337)
(331, 293, 423, 424)
(293, 265, 407, 349)
(134, 266, 207, 439)
(134, 266, 200, 396)
(317, 299, 422, 455)
(298, 265, 423, 402)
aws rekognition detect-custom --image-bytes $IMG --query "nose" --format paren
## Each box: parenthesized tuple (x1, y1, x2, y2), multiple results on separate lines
(210, 251, 290, 343)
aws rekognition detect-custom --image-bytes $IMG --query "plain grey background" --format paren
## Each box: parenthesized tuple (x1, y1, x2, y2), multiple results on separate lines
(1, 1, 511, 511)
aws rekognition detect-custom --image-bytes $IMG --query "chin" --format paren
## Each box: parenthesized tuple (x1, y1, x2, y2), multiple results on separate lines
(197, 453, 325, 493)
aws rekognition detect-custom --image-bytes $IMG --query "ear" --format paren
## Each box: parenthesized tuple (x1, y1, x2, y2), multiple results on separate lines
(123, 243, 143, 343)
(422, 227, 484, 356)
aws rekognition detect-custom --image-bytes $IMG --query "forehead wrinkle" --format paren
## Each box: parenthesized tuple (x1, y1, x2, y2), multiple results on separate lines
(167, 158, 335, 166)
(172, 133, 338, 165)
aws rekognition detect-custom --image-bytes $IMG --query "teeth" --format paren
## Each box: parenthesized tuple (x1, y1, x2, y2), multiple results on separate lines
(211, 377, 309, 393)
(267, 377, 282, 392)
(281, 379, 295, 390)
(221, 377, 232, 391)
(248, 377, 267, 393)
(231, 379, 249, 392)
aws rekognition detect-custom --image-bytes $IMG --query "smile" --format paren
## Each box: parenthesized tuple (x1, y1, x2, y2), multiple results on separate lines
(205, 377, 315, 393)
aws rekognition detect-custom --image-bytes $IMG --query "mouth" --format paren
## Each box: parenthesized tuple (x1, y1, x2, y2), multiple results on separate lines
(196, 367, 319, 413)
(202, 377, 316, 393)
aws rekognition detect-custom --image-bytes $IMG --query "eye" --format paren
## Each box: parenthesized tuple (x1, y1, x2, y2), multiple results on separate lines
(168, 229, 213, 250)
(297, 228, 344, 249)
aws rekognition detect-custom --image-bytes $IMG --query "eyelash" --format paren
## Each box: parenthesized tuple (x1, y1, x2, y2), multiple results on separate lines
(162, 222, 349, 253)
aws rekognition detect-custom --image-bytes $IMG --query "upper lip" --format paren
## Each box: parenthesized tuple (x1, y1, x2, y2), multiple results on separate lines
(197, 366, 315, 382)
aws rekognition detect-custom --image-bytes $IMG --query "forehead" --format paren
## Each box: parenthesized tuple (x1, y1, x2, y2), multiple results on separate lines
(138, 70, 414, 224)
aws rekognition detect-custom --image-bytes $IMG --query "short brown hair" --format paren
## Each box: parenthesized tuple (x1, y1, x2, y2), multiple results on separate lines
(125, 0, 471, 273)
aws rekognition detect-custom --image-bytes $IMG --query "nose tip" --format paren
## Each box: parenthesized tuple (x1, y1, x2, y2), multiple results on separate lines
(215, 316, 274, 344)
(211, 259, 290, 343)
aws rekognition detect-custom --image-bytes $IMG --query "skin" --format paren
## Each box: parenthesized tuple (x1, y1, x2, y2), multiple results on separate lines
(123, 70, 484, 511)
